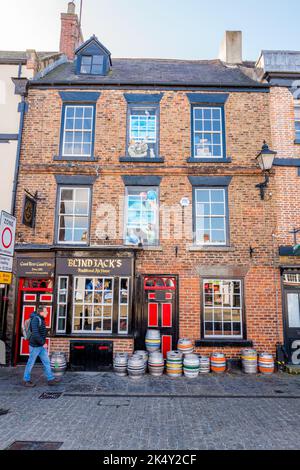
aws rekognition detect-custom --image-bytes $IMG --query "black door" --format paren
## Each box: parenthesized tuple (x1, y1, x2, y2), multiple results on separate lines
(284, 289, 300, 365)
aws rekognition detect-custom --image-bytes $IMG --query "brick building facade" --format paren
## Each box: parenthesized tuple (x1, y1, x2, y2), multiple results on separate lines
(257, 51, 300, 366)
(5, 27, 288, 369)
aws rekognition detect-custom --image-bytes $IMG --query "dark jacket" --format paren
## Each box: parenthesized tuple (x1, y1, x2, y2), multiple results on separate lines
(29, 312, 47, 347)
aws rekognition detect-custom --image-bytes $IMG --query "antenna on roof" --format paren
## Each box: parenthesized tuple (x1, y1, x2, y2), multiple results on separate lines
(79, 0, 83, 28)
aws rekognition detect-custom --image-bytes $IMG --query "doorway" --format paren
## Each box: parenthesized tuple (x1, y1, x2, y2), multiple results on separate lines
(14, 278, 53, 364)
(139, 275, 179, 357)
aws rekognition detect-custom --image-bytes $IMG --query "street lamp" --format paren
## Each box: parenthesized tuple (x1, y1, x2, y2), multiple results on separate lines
(255, 141, 277, 200)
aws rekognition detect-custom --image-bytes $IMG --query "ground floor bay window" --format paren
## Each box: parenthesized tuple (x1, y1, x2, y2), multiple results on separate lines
(56, 275, 131, 336)
(202, 279, 243, 338)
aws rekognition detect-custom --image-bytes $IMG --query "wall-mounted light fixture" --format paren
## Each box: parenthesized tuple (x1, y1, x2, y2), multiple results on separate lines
(255, 141, 277, 200)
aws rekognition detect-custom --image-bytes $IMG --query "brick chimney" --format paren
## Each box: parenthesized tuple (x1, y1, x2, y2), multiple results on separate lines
(219, 31, 243, 64)
(59, 1, 84, 61)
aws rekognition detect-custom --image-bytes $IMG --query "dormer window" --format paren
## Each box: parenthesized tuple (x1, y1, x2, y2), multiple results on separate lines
(80, 55, 104, 75)
(75, 35, 112, 77)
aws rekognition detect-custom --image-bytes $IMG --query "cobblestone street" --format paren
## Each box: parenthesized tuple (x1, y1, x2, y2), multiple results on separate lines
(0, 366, 300, 450)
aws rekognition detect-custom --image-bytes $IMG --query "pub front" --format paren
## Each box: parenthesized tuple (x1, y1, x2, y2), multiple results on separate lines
(13, 249, 137, 369)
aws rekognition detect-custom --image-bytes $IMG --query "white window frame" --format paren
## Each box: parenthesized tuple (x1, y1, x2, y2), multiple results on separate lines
(62, 105, 94, 157)
(72, 277, 114, 334)
(57, 186, 90, 245)
(129, 109, 157, 144)
(195, 188, 227, 246)
(294, 102, 300, 141)
(203, 279, 243, 339)
(118, 277, 130, 335)
(56, 276, 69, 333)
(193, 106, 224, 159)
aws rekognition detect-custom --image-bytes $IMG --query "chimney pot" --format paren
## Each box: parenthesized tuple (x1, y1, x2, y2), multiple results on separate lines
(219, 31, 243, 64)
(67, 1, 76, 14)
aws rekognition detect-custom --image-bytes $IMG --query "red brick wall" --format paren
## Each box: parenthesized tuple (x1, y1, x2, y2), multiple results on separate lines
(50, 338, 134, 360)
(10, 87, 283, 360)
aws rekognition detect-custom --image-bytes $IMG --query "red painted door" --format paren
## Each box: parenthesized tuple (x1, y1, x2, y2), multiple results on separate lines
(142, 276, 178, 358)
(16, 279, 53, 363)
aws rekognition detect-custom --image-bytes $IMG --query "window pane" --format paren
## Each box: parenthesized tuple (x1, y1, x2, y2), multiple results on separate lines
(193, 106, 223, 158)
(203, 280, 242, 338)
(196, 190, 210, 202)
(125, 187, 158, 246)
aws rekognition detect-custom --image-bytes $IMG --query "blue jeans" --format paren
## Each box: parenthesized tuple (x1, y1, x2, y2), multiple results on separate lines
(23, 346, 54, 382)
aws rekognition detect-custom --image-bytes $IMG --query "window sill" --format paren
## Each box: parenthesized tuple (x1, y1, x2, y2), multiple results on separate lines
(52, 333, 134, 339)
(187, 157, 232, 163)
(141, 246, 163, 251)
(119, 156, 164, 163)
(195, 339, 253, 347)
(54, 155, 97, 162)
(187, 245, 235, 252)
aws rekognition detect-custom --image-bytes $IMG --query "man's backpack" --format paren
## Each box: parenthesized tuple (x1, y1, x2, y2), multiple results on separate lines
(22, 316, 41, 341)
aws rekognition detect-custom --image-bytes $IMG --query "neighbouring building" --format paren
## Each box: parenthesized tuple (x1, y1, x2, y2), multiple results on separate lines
(256, 50, 300, 366)
(5, 18, 286, 370)
(0, 1, 82, 363)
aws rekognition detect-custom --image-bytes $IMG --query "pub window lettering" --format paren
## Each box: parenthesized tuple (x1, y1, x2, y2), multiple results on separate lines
(57, 187, 90, 244)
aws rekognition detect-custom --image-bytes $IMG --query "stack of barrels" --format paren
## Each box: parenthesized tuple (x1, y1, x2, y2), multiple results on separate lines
(113, 352, 129, 376)
(166, 351, 183, 377)
(127, 354, 146, 379)
(145, 330, 161, 353)
(133, 350, 148, 370)
(258, 353, 275, 375)
(199, 355, 211, 374)
(177, 338, 194, 355)
(211, 352, 227, 373)
(148, 352, 165, 376)
(241, 349, 258, 374)
(183, 354, 200, 378)
(50, 352, 67, 378)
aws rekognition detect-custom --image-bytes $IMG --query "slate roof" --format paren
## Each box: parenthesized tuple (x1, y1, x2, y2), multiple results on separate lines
(31, 58, 265, 88)
(0, 51, 59, 63)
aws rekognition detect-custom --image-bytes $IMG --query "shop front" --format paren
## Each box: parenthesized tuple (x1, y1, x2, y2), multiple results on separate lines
(13, 250, 136, 369)
(281, 268, 300, 365)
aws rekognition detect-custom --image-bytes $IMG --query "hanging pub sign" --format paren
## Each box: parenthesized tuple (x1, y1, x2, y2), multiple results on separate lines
(22, 194, 37, 228)
(56, 256, 133, 277)
(17, 258, 55, 277)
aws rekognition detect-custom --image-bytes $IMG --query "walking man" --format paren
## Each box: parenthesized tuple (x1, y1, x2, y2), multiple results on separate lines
(23, 306, 60, 387)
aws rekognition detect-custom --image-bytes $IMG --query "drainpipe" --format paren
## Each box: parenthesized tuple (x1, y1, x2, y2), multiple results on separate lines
(2, 78, 28, 365)
(11, 80, 28, 216)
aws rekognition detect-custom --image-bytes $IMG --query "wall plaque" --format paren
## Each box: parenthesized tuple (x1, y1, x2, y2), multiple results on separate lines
(17, 259, 55, 277)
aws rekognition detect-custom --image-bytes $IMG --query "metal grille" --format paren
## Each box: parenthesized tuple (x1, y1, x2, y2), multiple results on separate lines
(39, 392, 62, 400)
(6, 441, 63, 450)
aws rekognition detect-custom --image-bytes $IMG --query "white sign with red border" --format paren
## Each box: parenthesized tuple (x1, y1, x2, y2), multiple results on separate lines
(0, 211, 16, 257)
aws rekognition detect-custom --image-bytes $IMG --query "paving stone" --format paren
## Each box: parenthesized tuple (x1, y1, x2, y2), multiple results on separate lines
(1, 367, 300, 450)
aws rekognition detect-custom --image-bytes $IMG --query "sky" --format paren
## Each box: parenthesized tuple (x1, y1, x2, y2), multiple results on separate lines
(0, 0, 299, 61)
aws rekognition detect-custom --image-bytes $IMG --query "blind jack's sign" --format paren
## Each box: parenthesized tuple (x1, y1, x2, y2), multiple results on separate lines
(56, 257, 133, 276)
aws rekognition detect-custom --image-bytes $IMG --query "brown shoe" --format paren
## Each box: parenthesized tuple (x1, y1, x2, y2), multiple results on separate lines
(47, 378, 61, 386)
(23, 381, 36, 388)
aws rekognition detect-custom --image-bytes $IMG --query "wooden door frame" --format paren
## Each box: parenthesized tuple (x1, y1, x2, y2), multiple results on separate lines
(135, 274, 179, 351)
(283, 286, 300, 364)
